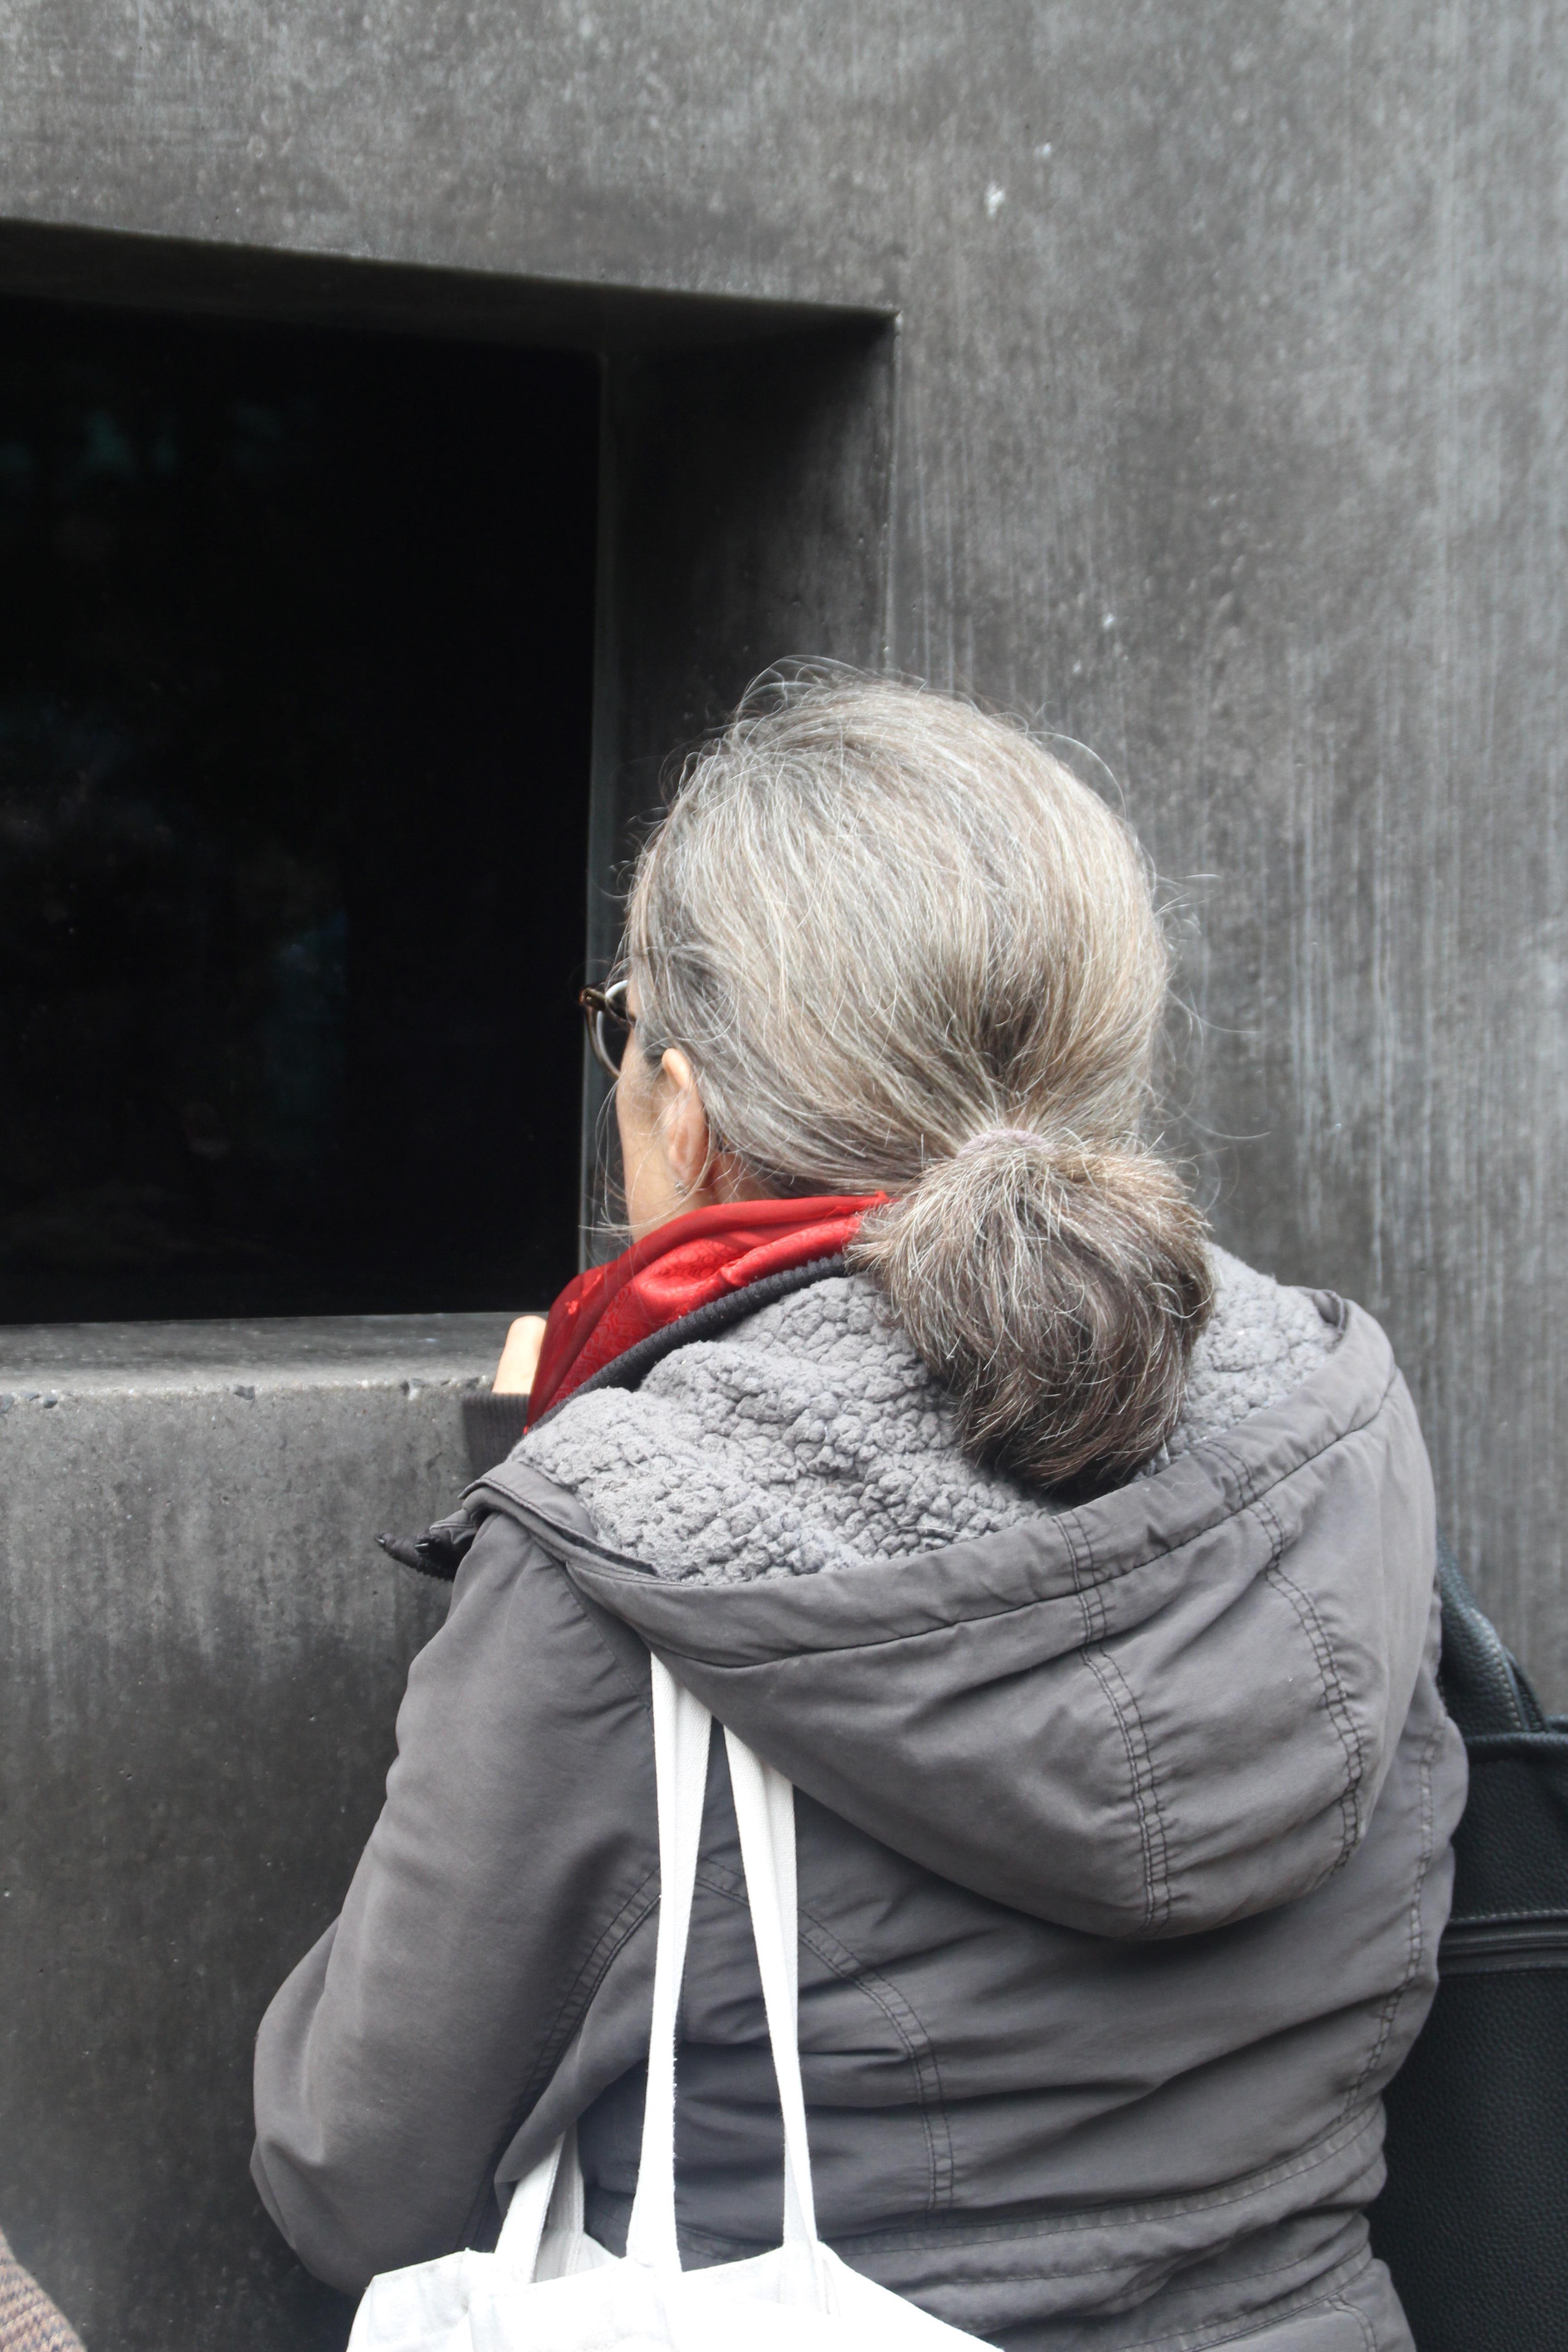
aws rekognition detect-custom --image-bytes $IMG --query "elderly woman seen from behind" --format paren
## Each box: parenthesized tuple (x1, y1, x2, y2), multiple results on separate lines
(254, 676, 1463, 2352)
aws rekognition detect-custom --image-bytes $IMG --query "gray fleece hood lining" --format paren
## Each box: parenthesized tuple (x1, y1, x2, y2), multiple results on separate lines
(475, 1304, 1382, 1648)
(515, 1251, 1345, 1590)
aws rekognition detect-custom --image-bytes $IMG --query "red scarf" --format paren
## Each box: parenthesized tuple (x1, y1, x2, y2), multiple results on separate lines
(525, 1194, 886, 1427)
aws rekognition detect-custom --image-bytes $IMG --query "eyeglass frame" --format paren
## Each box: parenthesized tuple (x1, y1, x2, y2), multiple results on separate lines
(579, 977, 636, 1078)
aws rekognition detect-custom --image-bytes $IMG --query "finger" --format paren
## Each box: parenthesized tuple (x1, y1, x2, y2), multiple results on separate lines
(492, 1314, 547, 1395)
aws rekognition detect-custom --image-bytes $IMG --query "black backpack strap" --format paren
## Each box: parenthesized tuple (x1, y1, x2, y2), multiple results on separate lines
(1436, 1533, 1550, 1737)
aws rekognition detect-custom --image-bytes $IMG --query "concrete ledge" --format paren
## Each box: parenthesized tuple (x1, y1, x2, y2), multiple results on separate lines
(0, 1313, 511, 2351)
(0, 1309, 511, 1387)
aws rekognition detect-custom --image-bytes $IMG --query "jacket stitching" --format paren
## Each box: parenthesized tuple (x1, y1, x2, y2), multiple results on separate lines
(468, 1867, 660, 2243)
(1106, 2255, 1378, 2352)
(794, 1907, 957, 2215)
(514, 1871, 660, 2118)
(1103, 2251, 1377, 2352)
(487, 1373, 1410, 2278)
(830, 2102, 1383, 2250)
(696, 1868, 951, 2211)
(1062, 1512, 1106, 1647)
(1340, 1705, 1444, 2119)
(1325, 2293, 1378, 2352)
(1254, 1493, 1365, 1873)
(842, 2235, 1372, 2295)
(1079, 1646, 1172, 1934)
(1206, 1435, 1261, 1515)
(553, 1540, 659, 1714)
(694, 1862, 956, 2215)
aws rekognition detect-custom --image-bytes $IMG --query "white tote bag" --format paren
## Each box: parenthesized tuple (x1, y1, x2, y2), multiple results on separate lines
(348, 1656, 989, 2352)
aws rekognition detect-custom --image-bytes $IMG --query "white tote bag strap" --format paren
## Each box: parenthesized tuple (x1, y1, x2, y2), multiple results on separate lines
(494, 2133, 563, 2274)
(624, 1655, 828, 2308)
(624, 1654, 713, 2274)
(723, 1726, 821, 2263)
(494, 2120, 590, 2277)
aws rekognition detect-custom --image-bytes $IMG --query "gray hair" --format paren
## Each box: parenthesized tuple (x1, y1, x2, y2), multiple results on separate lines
(625, 672, 1212, 1490)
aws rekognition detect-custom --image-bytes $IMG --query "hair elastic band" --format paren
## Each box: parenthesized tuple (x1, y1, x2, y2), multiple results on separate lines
(956, 1127, 1041, 1157)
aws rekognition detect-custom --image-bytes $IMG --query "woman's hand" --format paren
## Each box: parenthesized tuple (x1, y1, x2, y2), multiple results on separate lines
(492, 1315, 546, 1396)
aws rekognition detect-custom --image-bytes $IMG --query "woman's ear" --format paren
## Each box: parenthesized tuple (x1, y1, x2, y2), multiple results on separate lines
(659, 1048, 713, 1197)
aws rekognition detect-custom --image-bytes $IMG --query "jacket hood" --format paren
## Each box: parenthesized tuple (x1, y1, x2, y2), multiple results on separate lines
(517, 1254, 1341, 1585)
(475, 1284, 1436, 1944)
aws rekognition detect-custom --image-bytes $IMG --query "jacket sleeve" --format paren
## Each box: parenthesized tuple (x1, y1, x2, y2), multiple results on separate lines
(251, 1509, 658, 2293)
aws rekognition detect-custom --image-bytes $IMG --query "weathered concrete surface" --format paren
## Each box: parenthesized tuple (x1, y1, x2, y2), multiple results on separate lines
(0, 1318, 506, 2347)
(1, 5, 1567, 2341)
(2, 0, 1559, 1705)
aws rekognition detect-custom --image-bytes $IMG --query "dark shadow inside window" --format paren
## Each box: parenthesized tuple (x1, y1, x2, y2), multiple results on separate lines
(0, 296, 598, 1319)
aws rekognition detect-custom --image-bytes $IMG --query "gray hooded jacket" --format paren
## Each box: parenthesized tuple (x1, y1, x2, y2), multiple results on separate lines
(252, 1254, 1466, 2351)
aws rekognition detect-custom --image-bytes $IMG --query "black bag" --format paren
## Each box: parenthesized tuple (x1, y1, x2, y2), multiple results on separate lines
(1371, 1543, 1568, 2349)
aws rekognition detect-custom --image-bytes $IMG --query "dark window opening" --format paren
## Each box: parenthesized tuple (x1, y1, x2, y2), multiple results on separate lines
(0, 295, 598, 1321)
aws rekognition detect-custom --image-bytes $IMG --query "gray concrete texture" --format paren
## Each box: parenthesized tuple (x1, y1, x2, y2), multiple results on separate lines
(2, 0, 1567, 2339)
(5, 0, 1553, 1691)
(0, 1320, 503, 2345)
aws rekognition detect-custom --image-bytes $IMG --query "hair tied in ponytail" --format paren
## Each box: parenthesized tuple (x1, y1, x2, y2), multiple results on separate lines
(850, 1142, 1213, 1493)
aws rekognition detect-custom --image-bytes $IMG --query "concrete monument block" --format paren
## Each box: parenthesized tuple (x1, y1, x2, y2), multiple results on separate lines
(0, 1316, 504, 2347)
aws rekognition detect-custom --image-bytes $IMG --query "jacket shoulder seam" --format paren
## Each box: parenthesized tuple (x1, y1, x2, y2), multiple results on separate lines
(481, 1499, 657, 1715)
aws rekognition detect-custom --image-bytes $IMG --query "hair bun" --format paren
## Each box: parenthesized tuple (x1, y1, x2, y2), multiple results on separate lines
(849, 1142, 1213, 1491)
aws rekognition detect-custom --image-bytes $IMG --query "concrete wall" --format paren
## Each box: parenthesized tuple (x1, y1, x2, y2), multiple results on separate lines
(0, 1318, 504, 2346)
(1, 1, 1566, 2340)
(6, 0, 1557, 1694)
